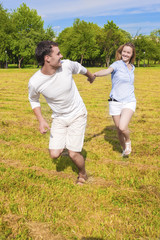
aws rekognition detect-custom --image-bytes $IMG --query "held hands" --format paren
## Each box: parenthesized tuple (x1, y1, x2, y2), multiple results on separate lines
(87, 73, 96, 83)
(39, 119, 50, 134)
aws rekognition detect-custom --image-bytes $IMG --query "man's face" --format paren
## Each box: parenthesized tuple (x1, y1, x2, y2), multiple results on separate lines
(46, 46, 63, 69)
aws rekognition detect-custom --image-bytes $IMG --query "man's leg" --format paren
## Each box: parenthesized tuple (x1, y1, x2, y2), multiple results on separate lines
(49, 149, 63, 159)
(68, 150, 87, 185)
(68, 150, 86, 176)
(49, 117, 67, 159)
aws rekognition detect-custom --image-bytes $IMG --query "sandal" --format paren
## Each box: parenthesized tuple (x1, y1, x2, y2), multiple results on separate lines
(122, 141, 131, 156)
(76, 173, 88, 185)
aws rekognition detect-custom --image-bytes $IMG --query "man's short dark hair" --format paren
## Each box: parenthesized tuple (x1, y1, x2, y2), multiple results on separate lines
(35, 41, 58, 66)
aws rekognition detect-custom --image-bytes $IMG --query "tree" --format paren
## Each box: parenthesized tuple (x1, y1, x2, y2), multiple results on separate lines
(72, 19, 100, 64)
(57, 27, 74, 60)
(150, 30, 160, 64)
(10, 3, 55, 68)
(99, 21, 132, 67)
(58, 19, 100, 65)
(133, 35, 150, 67)
(0, 4, 13, 68)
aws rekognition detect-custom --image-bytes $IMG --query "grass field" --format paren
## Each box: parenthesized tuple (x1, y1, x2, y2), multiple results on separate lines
(0, 67, 160, 240)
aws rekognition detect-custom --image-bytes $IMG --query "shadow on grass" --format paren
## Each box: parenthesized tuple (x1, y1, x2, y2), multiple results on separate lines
(85, 125, 121, 153)
(52, 148, 87, 173)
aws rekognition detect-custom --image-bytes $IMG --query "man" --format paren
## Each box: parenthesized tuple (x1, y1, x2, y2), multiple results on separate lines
(28, 41, 95, 185)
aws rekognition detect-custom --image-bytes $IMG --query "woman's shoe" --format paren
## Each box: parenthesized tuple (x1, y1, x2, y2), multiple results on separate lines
(122, 141, 131, 156)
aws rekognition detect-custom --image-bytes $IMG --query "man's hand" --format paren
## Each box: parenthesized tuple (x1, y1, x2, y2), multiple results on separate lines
(87, 73, 96, 83)
(33, 107, 50, 134)
(84, 70, 96, 84)
(39, 119, 50, 134)
(87, 74, 96, 84)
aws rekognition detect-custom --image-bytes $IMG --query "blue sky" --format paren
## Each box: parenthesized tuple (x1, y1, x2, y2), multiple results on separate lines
(1, 0, 160, 36)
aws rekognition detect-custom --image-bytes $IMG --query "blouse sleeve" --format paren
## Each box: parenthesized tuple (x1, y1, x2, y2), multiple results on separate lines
(109, 61, 119, 72)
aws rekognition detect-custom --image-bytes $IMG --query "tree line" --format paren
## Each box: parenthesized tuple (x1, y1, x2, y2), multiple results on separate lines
(0, 3, 160, 68)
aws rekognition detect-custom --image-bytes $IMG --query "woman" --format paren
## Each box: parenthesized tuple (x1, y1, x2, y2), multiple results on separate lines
(93, 43, 136, 157)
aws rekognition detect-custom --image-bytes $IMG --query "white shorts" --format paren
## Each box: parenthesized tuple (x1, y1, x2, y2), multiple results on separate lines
(49, 109, 87, 152)
(109, 101, 136, 116)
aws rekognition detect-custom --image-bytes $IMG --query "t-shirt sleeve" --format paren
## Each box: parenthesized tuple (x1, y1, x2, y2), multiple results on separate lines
(28, 82, 40, 109)
(68, 60, 87, 75)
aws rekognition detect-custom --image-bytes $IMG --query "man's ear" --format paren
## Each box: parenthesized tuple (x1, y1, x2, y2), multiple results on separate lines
(44, 55, 50, 63)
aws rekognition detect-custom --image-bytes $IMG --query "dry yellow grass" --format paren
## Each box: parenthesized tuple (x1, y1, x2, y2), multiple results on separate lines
(0, 67, 160, 239)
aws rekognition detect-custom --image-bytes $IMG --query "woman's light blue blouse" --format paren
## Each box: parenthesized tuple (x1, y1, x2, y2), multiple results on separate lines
(109, 60, 136, 103)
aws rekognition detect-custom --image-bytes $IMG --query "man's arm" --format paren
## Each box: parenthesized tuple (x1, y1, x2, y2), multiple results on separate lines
(84, 70, 96, 83)
(33, 107, 50, 134)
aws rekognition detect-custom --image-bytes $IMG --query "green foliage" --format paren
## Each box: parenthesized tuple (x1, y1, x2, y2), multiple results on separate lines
(0, 4, 12, 64)
(150, 30, 160, 62)
(10, 3, 55, 68)
(99, 21, 132, 66)
(133, 34, 160, 66)
(0, 3, 55, 68)
(0, 3, 160, 68)
(58, 18, 100, 64)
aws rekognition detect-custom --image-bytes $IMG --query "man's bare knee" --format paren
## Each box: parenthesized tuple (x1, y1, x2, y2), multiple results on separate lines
(49, 149, 63, 159)
(68, 150, 79, 160)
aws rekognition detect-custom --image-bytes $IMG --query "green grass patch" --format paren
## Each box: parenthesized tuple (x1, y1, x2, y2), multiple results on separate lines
(0, 68, 160, 239)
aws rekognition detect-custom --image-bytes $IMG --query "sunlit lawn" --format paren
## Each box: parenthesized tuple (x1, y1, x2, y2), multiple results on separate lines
(0, 67, 160, 239)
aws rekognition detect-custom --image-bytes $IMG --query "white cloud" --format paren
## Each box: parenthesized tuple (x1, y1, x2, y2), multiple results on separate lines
(2, 0, 160, 35)
(119, 21, 160, 35)
(52, 26, 61, 30)
(119, 22, 160, 28)
(34, 0, 160, 19)
(2, 0, 160, 19)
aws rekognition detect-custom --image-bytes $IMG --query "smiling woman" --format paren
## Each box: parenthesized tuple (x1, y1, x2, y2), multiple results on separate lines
(93, 42, 136, 157)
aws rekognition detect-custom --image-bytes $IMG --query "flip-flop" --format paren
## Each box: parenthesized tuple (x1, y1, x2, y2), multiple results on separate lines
(76, 173, 88, 185)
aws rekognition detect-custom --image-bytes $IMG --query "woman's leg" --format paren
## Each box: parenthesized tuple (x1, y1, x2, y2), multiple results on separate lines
(112, 115, 126, 150)
(112, 109, 134, 153)
(118, 108, 134, 143)
(119, 108, 134, 155)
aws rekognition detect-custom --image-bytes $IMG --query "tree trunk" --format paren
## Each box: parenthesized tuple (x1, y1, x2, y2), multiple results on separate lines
(138, 59, 140, 67)
(106, 56, 110, 67)
(80, 54, 83, 65)
(18, 57, 23, 68)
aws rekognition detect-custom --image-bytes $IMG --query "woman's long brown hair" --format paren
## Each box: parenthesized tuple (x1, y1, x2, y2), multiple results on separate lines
(115, 42, 136, 64)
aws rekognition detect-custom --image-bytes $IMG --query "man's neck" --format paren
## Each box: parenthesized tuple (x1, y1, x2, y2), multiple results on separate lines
(41, 65, 57, 75)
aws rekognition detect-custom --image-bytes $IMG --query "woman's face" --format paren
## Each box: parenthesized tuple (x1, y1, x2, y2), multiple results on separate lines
(121, 46, 133, 63)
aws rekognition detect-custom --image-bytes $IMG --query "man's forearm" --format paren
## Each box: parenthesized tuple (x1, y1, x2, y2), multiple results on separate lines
(33, 107, 50, 134)
(84, 70, 95, 83)
(33, 107, 44, 123)
(84, 70, 93, 79)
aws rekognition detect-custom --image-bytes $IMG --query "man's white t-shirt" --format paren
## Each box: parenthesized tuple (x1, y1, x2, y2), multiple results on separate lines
(28, 60, 87, 118)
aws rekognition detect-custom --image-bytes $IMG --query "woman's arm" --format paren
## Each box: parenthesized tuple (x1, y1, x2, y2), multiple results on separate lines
(94, 67, 114, 77)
